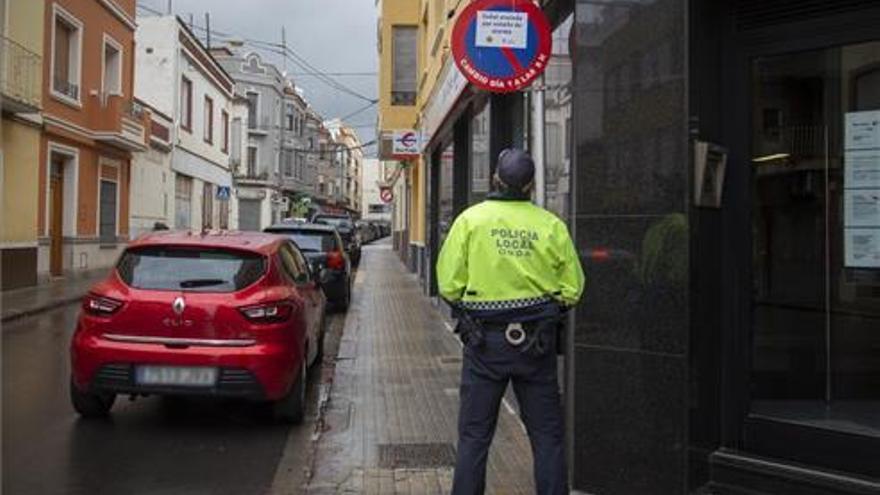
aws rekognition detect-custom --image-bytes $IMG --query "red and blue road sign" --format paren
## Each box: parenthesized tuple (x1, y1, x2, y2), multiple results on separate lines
(451, 0, 552, 93)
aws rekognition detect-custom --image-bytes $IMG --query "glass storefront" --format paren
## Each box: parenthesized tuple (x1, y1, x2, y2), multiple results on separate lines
(750, 42, 880, 438)
(543, 14, 573, 221)
(439, 141, 455, 243)
(471, 102, 491, 203)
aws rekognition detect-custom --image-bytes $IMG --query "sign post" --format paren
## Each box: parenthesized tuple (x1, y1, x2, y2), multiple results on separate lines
(451, 0, 552, 93)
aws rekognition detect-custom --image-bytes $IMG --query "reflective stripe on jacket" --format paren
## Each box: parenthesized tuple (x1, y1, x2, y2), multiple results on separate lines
(436, 197, 585, 306)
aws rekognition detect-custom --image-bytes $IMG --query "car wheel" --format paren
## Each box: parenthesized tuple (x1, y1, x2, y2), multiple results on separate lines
(274, 359, 306, 424)
(70, 377, 115, 418)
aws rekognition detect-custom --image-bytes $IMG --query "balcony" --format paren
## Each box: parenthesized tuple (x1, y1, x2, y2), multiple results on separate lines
(247, 116, 274, 135)
(1, 36, 41, 114)
(90, 95, 148, 152)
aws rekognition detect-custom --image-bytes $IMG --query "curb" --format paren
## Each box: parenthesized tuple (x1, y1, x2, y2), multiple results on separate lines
(1, 295, 84, 324)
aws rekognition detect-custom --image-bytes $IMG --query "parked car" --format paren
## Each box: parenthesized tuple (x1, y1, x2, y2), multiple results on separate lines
(265, 223, 352, 310)
(355, 220, 376, 244)
(312, 213, 361, 266)
(69, 231, 327, 423)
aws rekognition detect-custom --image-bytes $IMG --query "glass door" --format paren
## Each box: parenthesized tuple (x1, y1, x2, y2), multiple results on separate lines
(749, 42, 880, 471)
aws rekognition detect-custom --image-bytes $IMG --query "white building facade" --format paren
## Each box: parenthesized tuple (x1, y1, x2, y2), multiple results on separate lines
(129, 101, 174, 238)
(361, 158, 392, 222)
(134, 16, 236, 232)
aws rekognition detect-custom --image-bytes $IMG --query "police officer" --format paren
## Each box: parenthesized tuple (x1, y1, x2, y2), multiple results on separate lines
(437, 148, 585, 495)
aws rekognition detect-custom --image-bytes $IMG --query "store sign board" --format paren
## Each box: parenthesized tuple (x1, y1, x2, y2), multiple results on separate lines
(843, 110, 880, 268)
(421, 59, 469, 147)
(451, 0, 552, 93)
(391, 130, 421, 158)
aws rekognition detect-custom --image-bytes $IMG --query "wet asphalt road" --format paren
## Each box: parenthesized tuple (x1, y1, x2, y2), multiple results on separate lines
(2, 303, 343, 495)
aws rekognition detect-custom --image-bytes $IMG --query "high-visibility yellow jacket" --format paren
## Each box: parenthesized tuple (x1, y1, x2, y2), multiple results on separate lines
(436, 197, 585, 307)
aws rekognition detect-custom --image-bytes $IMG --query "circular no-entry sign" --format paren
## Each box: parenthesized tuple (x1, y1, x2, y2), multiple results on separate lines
(451, 0, 552, 93)
(380, 188, 394, 204)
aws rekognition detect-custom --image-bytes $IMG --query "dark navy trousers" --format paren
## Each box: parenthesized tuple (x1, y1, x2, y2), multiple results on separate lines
(451, 330, 568, 495)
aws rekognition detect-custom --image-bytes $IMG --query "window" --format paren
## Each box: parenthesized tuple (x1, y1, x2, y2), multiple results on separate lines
(221, 110, 229, 153)
(203, 96, 213, 143)
(391, 26, 417, 106)
(749, 42, 880, 443)
(174, 175, 192, 228)
(117, 247, 265, 292)
(102, 35, 122, 97)
(52, 5, 82, 103)
(471, 102, 491, 201)
(278, 244, 308, 284)
(180, 77, 193, 131)
(99, 179, 117, 243)
(283, 150, 293, 177)
(286, 105, 295, 131)
(246, 146, 258, 176)
(202, 182, 214, 229)
(246, 92, 259, 129)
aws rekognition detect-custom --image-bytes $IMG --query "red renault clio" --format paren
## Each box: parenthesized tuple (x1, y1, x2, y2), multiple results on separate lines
(70, 231, 326, 423)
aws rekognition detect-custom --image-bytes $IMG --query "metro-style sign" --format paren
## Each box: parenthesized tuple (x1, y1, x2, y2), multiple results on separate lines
(451, 0, 552, 93)
(391, 130, 421, 159)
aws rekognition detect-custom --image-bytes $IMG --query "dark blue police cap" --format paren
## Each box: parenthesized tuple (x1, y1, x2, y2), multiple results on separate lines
(496, 148, 535, 190)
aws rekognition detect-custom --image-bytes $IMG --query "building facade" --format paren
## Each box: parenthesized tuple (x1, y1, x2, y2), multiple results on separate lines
(128, 98, 173, 238)
(211, 45, 292, 229)
(325, 119, 363, 215)
(376, 0, 423, 271)
(134, 16, 235, 233)
(1, 0, 44, 289)
(38, 0, 147, 279)
(360, 158, 392, 222)
(384, 0, 880, 493)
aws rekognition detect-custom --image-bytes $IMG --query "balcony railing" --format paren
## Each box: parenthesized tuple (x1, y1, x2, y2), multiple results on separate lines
(247, 116, 275, 132)
(1, 36, 41, 111)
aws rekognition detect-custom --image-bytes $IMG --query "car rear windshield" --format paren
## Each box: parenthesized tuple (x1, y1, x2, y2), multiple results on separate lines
(266, 229, 339, 252)
(314, 216, 352, 229)
(116, 246, 266, 292)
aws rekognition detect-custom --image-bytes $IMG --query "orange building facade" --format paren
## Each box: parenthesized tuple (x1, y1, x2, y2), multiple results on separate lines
(38, 0, 147, 277)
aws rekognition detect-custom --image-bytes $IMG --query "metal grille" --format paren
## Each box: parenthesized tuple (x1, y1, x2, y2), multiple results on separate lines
(735, 0, 877, 30)
(378, 443, 456, 469)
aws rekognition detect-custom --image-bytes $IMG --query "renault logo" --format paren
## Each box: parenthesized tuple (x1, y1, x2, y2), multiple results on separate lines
(172, 296, 186, 315)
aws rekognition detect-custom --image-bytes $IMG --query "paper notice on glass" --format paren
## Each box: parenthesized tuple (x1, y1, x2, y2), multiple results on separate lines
(844, 190, 880, 228)
(845, 228, 880, 268)
(845, 110, 880, 151)
(845, 150, 880, 189)
(475, 11, 528, 49)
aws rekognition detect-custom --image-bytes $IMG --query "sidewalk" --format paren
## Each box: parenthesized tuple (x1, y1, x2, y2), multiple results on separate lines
(1, 268, 108, 323)
(305, 242, 535, 494)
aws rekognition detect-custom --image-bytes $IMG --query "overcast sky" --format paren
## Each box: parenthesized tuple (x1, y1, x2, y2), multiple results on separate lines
(137, 0, 379, 156)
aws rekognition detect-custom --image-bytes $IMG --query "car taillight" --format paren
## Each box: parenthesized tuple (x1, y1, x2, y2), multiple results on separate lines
(82, 294, 123, 316)
(239, 301, 293, 324)
(326, 250, 345, 270)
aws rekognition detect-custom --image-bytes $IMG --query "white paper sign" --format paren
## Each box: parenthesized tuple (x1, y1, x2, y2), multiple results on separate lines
(475, 11, 528, 49)
(845, 110, 880, 151)
(844, 110, 880, 268)
(844, 190, 880, 228)
(845, 150, 880, 189)
(845, 229, 880, 268)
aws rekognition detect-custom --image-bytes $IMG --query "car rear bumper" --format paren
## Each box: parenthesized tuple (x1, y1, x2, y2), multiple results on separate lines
(71, 332, 301, 401)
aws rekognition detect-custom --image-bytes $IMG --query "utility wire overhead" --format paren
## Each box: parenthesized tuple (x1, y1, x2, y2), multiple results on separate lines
(135, 2, 377, 103)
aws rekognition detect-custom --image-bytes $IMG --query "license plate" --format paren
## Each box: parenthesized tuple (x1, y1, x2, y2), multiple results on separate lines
(136, 366, 217, 387)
